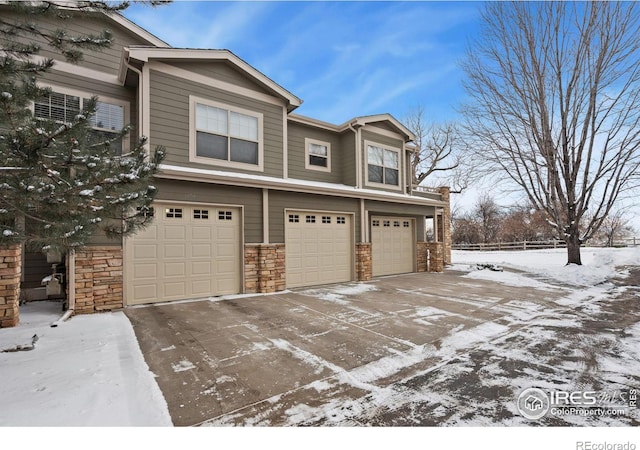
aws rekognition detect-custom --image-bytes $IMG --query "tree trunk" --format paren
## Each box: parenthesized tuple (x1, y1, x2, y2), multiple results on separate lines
(566, 235, 582, 265)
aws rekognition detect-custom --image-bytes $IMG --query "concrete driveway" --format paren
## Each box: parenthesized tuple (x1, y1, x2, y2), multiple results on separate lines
(125, 269, 640, 426)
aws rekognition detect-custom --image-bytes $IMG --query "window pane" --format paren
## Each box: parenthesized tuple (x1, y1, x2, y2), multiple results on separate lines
(384, 149, 398, 168)
(309, 155, 327, 167)
(88, 130, 122, 155)
(385, 168, 399, 185)
(309, 142, 327, 157)
(91, 101, 124, 131)
(229, 111, 258, 140)
(230, 138, 258, 164)
(196, 103, 227, 135)
(368, 146, 384, 165)
(196, 131, 228, 160)
(368, 164, 383, 183)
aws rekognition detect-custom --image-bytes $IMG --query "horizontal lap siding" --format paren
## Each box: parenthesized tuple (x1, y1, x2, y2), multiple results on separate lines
(4, 10, 151, 75)
(154, 179, 263, 243)
(149, 69, 285, 178)
(287, 122, 343, 184)
(171, 62, 266, 92)
(269, 191, 360, 244)
(340, 132, 357, 187)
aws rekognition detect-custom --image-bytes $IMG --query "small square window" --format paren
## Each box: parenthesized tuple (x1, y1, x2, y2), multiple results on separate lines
(289, 214, 300, 223)
(322, 216, 331, 224)
(306, 215, 316, 223)
(372, 220, 380, 227)
(218, 211, 233, 221)
(166, 208, 183, 218)
(305, 138, 331, 172)
(383, 220, 390, 227)
(194, 209, 209, 219)
(337, 217, 346, 224)
(394, 221, 400, 227)
(403, 221, 410, 228)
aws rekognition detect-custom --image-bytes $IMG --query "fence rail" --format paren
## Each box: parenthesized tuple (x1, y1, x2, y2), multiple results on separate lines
(453, 240, 566, 251)
(453, 238, 640, 251)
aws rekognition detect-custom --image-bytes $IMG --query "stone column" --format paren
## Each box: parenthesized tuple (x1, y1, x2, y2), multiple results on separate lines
(438, 186, 451, 265)
(355, 243, 372, 281)
(0, 244, 21, 328)
(73, 246, 123, 314)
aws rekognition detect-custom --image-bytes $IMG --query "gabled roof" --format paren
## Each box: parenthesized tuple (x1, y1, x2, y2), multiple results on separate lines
(109, 12, 171, 48)
(288, 113, 416, 142)
(125, 47, 303, 111)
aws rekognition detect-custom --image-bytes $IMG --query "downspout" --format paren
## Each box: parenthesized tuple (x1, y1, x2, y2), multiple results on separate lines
(51, 249, 75, 327)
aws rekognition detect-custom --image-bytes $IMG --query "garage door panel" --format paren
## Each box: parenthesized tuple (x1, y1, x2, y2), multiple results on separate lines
(125, 204, 241, 305)
(164, 244, 186, 258)
(163, 225, 186, 240)
(134, 284, 157, 301)
(286, 212, 352, 289)
(133, 244, 157, 259)
(164, 262, 186, 277)
(372, 216, 414, 277)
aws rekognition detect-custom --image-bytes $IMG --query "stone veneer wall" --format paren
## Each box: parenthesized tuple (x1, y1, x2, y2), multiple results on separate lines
(73, 246, 123, 314)
(0, 244, 21, 328)
(438, 186, 452, 265)
(355, 243, 372, 281)
(244, 244, 285, 294)
(416, 242, 429, 272)
(425, 242, 444, 273)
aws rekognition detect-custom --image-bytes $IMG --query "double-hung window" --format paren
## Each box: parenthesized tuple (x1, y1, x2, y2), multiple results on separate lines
(366, 143, 400, 188)
(34, 88, 126, 154)
(191, 97, 263, 170)
(305, 138, 331, 172)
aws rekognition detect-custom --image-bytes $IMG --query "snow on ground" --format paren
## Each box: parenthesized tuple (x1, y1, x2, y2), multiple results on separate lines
(453, 247, 640, 286)
(1, 247, 637, 430)
(0, 301, 172, 426)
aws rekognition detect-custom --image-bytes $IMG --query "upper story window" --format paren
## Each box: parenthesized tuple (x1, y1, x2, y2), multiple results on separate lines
(366, 142, 400, 189)
(34, 89, 126, 154)
(305, 138, 331, 172)
(190, 96, 263, 171)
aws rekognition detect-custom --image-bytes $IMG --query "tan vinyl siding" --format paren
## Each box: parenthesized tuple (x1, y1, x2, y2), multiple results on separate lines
(340, 132, 357, 186)
(362, 130, 406, 193)
(153, 179, 263, 243)
(269, 191, 360, 243)
(169, 61, 273, 93)
(3, 9, 150, 75)
(149, 69, 285, 177)
(287, 122, 343, 184)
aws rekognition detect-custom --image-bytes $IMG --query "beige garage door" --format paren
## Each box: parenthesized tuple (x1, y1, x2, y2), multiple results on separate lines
(371, 216, 415, 276)
(285, 211, 353, 288)
(125, 203, 241, 305)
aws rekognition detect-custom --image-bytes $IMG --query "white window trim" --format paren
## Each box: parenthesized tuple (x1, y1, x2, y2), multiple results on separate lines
(189, 95, 264, 172)
(34, 83, 131, 152)
(364, 140, 402, 191)
(304, 137, 331, 172)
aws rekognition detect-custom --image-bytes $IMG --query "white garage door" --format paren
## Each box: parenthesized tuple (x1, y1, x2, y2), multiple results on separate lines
(125, 203, 241, 305)
(285, 211, 353, 288)
(371, 216, 415, 276)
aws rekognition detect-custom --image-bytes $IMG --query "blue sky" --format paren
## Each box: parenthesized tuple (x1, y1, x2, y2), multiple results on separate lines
(123, 1, 480, 125)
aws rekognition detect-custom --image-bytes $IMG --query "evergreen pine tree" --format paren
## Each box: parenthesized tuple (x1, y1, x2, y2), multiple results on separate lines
(0, 1, 166, 252)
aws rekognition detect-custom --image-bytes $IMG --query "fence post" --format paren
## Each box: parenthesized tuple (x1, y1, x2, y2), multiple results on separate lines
(523, 241, 527, 250)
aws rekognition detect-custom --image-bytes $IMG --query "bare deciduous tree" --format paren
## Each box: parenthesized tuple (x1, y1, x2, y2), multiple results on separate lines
(591, 208, 634, 247)
(404, 106, 471, 193)
(461, 2, 640, 264)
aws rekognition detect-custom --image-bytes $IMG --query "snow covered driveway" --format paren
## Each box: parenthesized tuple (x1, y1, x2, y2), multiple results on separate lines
(126, 250, 640, 426)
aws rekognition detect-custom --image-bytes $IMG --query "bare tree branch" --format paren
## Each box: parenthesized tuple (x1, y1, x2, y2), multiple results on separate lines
(461, 1, 640, 265)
